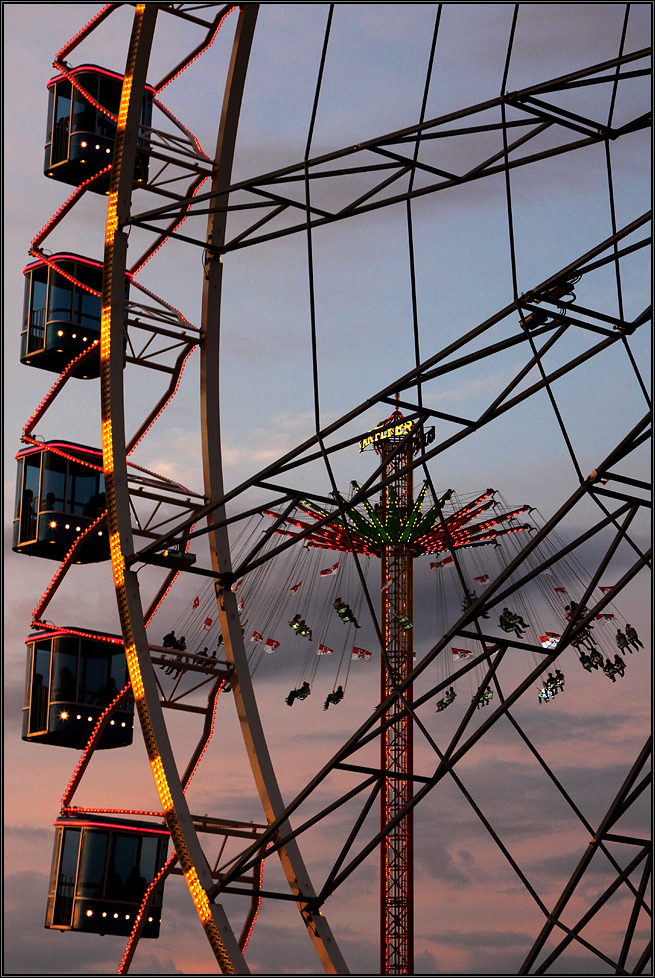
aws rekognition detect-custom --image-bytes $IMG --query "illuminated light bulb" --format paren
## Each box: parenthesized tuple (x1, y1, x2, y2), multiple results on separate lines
(83, 337, 87, 341)
(72, 333, 76, 339)
(114, 913, 119, 919)
(95, 144, 100, 150)
(57, 330, 64, 337)
(80, 160, 86, 164)
(106, 148, 110, 153)
(121, 722, 126, 727)
(81, 141, 87, 148)
(87, 716, 92, 722)
(148, 917, 153, 922)
(125, 914, 130, 920)
(86, 909, 93, 916)
(77, 715, 81, 720)
(98, 531, 103, 536)
(76, 527, 81, 532)
(60, 711, 68, 719)
(110, 720, 115, 725)
(102, 912, 107, 917)
(50, 521, 57, 528)
(65, 524, 70, 529)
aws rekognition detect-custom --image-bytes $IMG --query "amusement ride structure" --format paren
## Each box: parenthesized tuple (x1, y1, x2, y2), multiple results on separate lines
(12, 3, 651, 975)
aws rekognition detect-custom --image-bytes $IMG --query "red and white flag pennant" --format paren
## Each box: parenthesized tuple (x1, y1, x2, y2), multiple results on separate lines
(539, 633, 560, 648)
(193, 596, 200, 609)
(599, 586, 614, 593)
(251, 631, 263, 643)
(595, 613, 615, 621)
(290, 581, 302, 593)
(381, 579, 393, 593)
(233, 579, 243, 593)
(430, 556, 453, 570)
(352, 646, 371, 660)
(554, 587, 567, 594)
(317, 644, 333, 655)
(474, 574, 489, 584)
(320, 561, 340, 578)
(265, 639, 280, 652)
(203, 617, 213, 629)
(452, 647, 473, 659)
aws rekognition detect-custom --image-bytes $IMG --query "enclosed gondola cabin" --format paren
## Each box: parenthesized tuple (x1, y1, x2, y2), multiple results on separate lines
(44, 65, 154, 192)
(23, 630, 134, 749)
(13, 442, 109, 561)
(46, 815, 168, 937)
(21, 255, 131, 377)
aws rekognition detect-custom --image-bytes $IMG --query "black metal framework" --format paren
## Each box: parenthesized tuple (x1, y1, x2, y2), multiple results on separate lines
(18, 3, 650, 974)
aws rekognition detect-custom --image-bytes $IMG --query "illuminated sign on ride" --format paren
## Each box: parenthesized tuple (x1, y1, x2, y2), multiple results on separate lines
(359, 419, 414, 452)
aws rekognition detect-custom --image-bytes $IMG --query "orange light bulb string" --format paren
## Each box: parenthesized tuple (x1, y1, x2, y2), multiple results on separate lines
(27, 251, 104, 297)
(128, 170, 209, 275)
(52, 60, 118, 124)
(154, 6, 236, 95)
(55, 4, 119, 62)
(118, 851, 178, 974)
(61, 681, 132, 809)
(22, 341, 100, 437)
(31, 166, 112, 251)
(31, 510, 107, 625)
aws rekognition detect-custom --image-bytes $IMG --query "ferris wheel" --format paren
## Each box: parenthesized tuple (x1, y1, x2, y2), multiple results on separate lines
(13, 4, 651, 975)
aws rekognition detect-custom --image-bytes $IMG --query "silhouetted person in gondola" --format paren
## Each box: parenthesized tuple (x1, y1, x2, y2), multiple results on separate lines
(104, 860, 123, 899)
(55, 666, 76, 702)
(93, 675, 119, 707)
(123, 864, 148, 903)
(162, 630, 177, 649)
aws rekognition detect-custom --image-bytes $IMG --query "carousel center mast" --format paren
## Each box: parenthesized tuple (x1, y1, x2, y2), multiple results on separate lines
(378, 420, 415, 976)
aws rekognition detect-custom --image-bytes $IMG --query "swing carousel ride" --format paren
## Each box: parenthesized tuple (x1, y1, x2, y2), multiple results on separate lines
(10, 3, 651, 975)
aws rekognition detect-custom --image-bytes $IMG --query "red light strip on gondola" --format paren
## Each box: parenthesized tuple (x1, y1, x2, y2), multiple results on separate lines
(56, 816, 168, 835)
(31, 511, 107, 624)
(25, 625, 122, 644)
(19, 436, 104, 472)
(64, 809, 165, 821)
(61, 681, 132, 809)
(118, 850, 177, 975)
(22, 341, 100, 437)
(155, 6, 236, 94)
(31, 166, 112, 250)
(55, 4, 119, 62)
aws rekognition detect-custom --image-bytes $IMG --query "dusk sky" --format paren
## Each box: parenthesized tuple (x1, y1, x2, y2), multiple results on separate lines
(4, 4, 651, 975)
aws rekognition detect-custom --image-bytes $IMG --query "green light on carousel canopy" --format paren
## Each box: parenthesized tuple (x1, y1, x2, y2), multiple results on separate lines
(302, 484, 454, 552)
